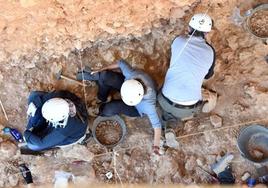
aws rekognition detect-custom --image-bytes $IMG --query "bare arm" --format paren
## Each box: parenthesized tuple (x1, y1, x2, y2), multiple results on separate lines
(91, 62, 119, 74)
(153, 128, 161, 147)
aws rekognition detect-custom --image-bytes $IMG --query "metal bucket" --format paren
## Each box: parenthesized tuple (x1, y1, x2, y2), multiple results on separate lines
(237, 124, 268, 164)
(244, 4, 268, 40)
(92, 115, 127, 148)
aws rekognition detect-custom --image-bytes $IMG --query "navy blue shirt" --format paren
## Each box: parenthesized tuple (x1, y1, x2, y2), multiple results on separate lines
(24, 91, 88, 151)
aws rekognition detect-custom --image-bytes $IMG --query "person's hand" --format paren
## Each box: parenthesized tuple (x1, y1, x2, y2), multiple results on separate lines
(152, 145, 161, 156)
(19, 164, 33, 184)
(27, 103, 37, 117)
(90, 68, 103, 75)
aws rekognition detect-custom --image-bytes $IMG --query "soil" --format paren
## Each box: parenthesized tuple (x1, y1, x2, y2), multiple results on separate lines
(249, 9, 268, 38)
(247, 133, 268, 161)
(0, 0, 268, 187)
(95, 120, 122, 146)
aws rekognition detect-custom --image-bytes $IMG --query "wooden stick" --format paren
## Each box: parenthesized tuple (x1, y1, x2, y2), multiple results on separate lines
(177, 119, 268, 140)
(0, 98, 8, 121)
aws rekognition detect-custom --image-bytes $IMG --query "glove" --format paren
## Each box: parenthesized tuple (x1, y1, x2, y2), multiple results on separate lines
(152, 145, 161, 156)
(27, 103, 37, 117)
(19, 164, 33, 184)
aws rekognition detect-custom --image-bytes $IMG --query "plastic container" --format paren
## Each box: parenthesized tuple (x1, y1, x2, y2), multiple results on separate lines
(247, 178, 256, 187)
(2, 127, 23, 142)
(92, 115, 127, 148)
(237, 124, 268, 164)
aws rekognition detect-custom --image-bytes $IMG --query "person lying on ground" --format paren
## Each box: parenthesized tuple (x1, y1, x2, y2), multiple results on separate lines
(77, 59, 162, 155)
(24, 90, 89, 151)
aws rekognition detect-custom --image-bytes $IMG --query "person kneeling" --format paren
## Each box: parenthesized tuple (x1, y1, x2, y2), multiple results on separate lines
(77, 59, 162, 155)
(24, 90, 89, 151)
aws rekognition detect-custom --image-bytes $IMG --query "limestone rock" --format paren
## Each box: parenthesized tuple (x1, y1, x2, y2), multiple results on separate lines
(58, 145, 94, 162)
(98, 49, 115, 63)
(0, 141, 17, 158)
(156, 155, 178, 178)
(210, 114, 223, 128)
(24, 62, 36, 69)
(170, 7, 185, 19)
(20, 0, 38, 7)
(185, 156, 196, 171)
(0, 17, 7, 32)
(227, 35, 239, 50)
(202, 90, 217, 113)
(0, 177, 4, 187)
(8, 175, 19, 187)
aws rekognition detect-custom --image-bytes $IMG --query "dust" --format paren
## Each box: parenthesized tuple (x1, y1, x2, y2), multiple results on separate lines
(95, 120, 122, 146)
(249, 9, 268, 38)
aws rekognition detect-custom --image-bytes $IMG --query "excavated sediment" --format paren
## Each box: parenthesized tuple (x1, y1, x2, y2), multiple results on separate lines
(0, 0, 268, 187)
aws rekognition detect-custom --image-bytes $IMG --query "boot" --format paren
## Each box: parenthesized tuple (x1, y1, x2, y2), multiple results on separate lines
(19, 164, 33, 184)
(76, 66, 100, 81)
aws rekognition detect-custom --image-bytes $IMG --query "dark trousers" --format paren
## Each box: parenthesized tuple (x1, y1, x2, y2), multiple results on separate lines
(218, 168, 235, 184)
(90, 71, 140, 117)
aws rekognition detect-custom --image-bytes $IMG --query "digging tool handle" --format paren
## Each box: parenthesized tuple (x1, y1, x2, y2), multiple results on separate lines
(60, 75, 85, 86)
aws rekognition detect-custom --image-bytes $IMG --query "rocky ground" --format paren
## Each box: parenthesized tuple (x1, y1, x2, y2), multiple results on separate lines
(0, 0, 268, 187)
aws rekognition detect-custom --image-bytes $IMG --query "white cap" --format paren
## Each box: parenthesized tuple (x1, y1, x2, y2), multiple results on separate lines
(120, 79, 144, 106)
(189, 13, 212, 32)
(41, 98, 70, 128)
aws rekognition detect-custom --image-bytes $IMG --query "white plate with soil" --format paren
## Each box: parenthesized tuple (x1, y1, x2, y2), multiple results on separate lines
(92, 115, 127, 148)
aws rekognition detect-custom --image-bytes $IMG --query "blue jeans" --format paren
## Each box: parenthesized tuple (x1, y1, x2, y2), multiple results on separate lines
(27, 143, 43, 151)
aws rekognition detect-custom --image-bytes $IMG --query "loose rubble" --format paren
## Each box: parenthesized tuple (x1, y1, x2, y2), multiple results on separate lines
(210, 115, 223, 128)
(0, 0, 267, 187)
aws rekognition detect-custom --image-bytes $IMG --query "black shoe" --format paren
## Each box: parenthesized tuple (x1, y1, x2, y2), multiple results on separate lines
(80, 130, 92, 145)
(19, 164, 33, 184)
(77, 66, 100, 81)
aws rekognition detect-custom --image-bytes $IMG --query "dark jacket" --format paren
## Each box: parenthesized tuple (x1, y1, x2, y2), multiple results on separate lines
(24, 90, 88, 151)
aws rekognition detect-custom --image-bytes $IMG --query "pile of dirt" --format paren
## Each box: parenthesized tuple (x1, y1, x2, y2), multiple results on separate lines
(249, 9, 268, 38)
(247, 133, 268, 161)
(95, 120, 123, 146)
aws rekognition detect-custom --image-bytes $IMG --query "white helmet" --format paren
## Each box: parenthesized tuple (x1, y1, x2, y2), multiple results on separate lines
(120, 79, 144, 106)
(189, 13, 212, 32)
(41, 98, 70, 128)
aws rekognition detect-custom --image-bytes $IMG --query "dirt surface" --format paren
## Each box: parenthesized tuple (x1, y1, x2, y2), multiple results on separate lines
(249, 9, 268, 38)
(248, 133, 268, 161)
(95, 120, 122, 146)
(0, 0, 268, 187)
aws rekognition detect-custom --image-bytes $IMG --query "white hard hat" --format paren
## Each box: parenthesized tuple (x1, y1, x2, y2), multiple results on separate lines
(41, 98, 70, 128)
(189, 13, 212, 32)
(120, 79, 144, 106)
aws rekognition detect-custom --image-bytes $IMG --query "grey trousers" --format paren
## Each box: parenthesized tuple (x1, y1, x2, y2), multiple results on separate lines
(157, 92, 202, 122)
